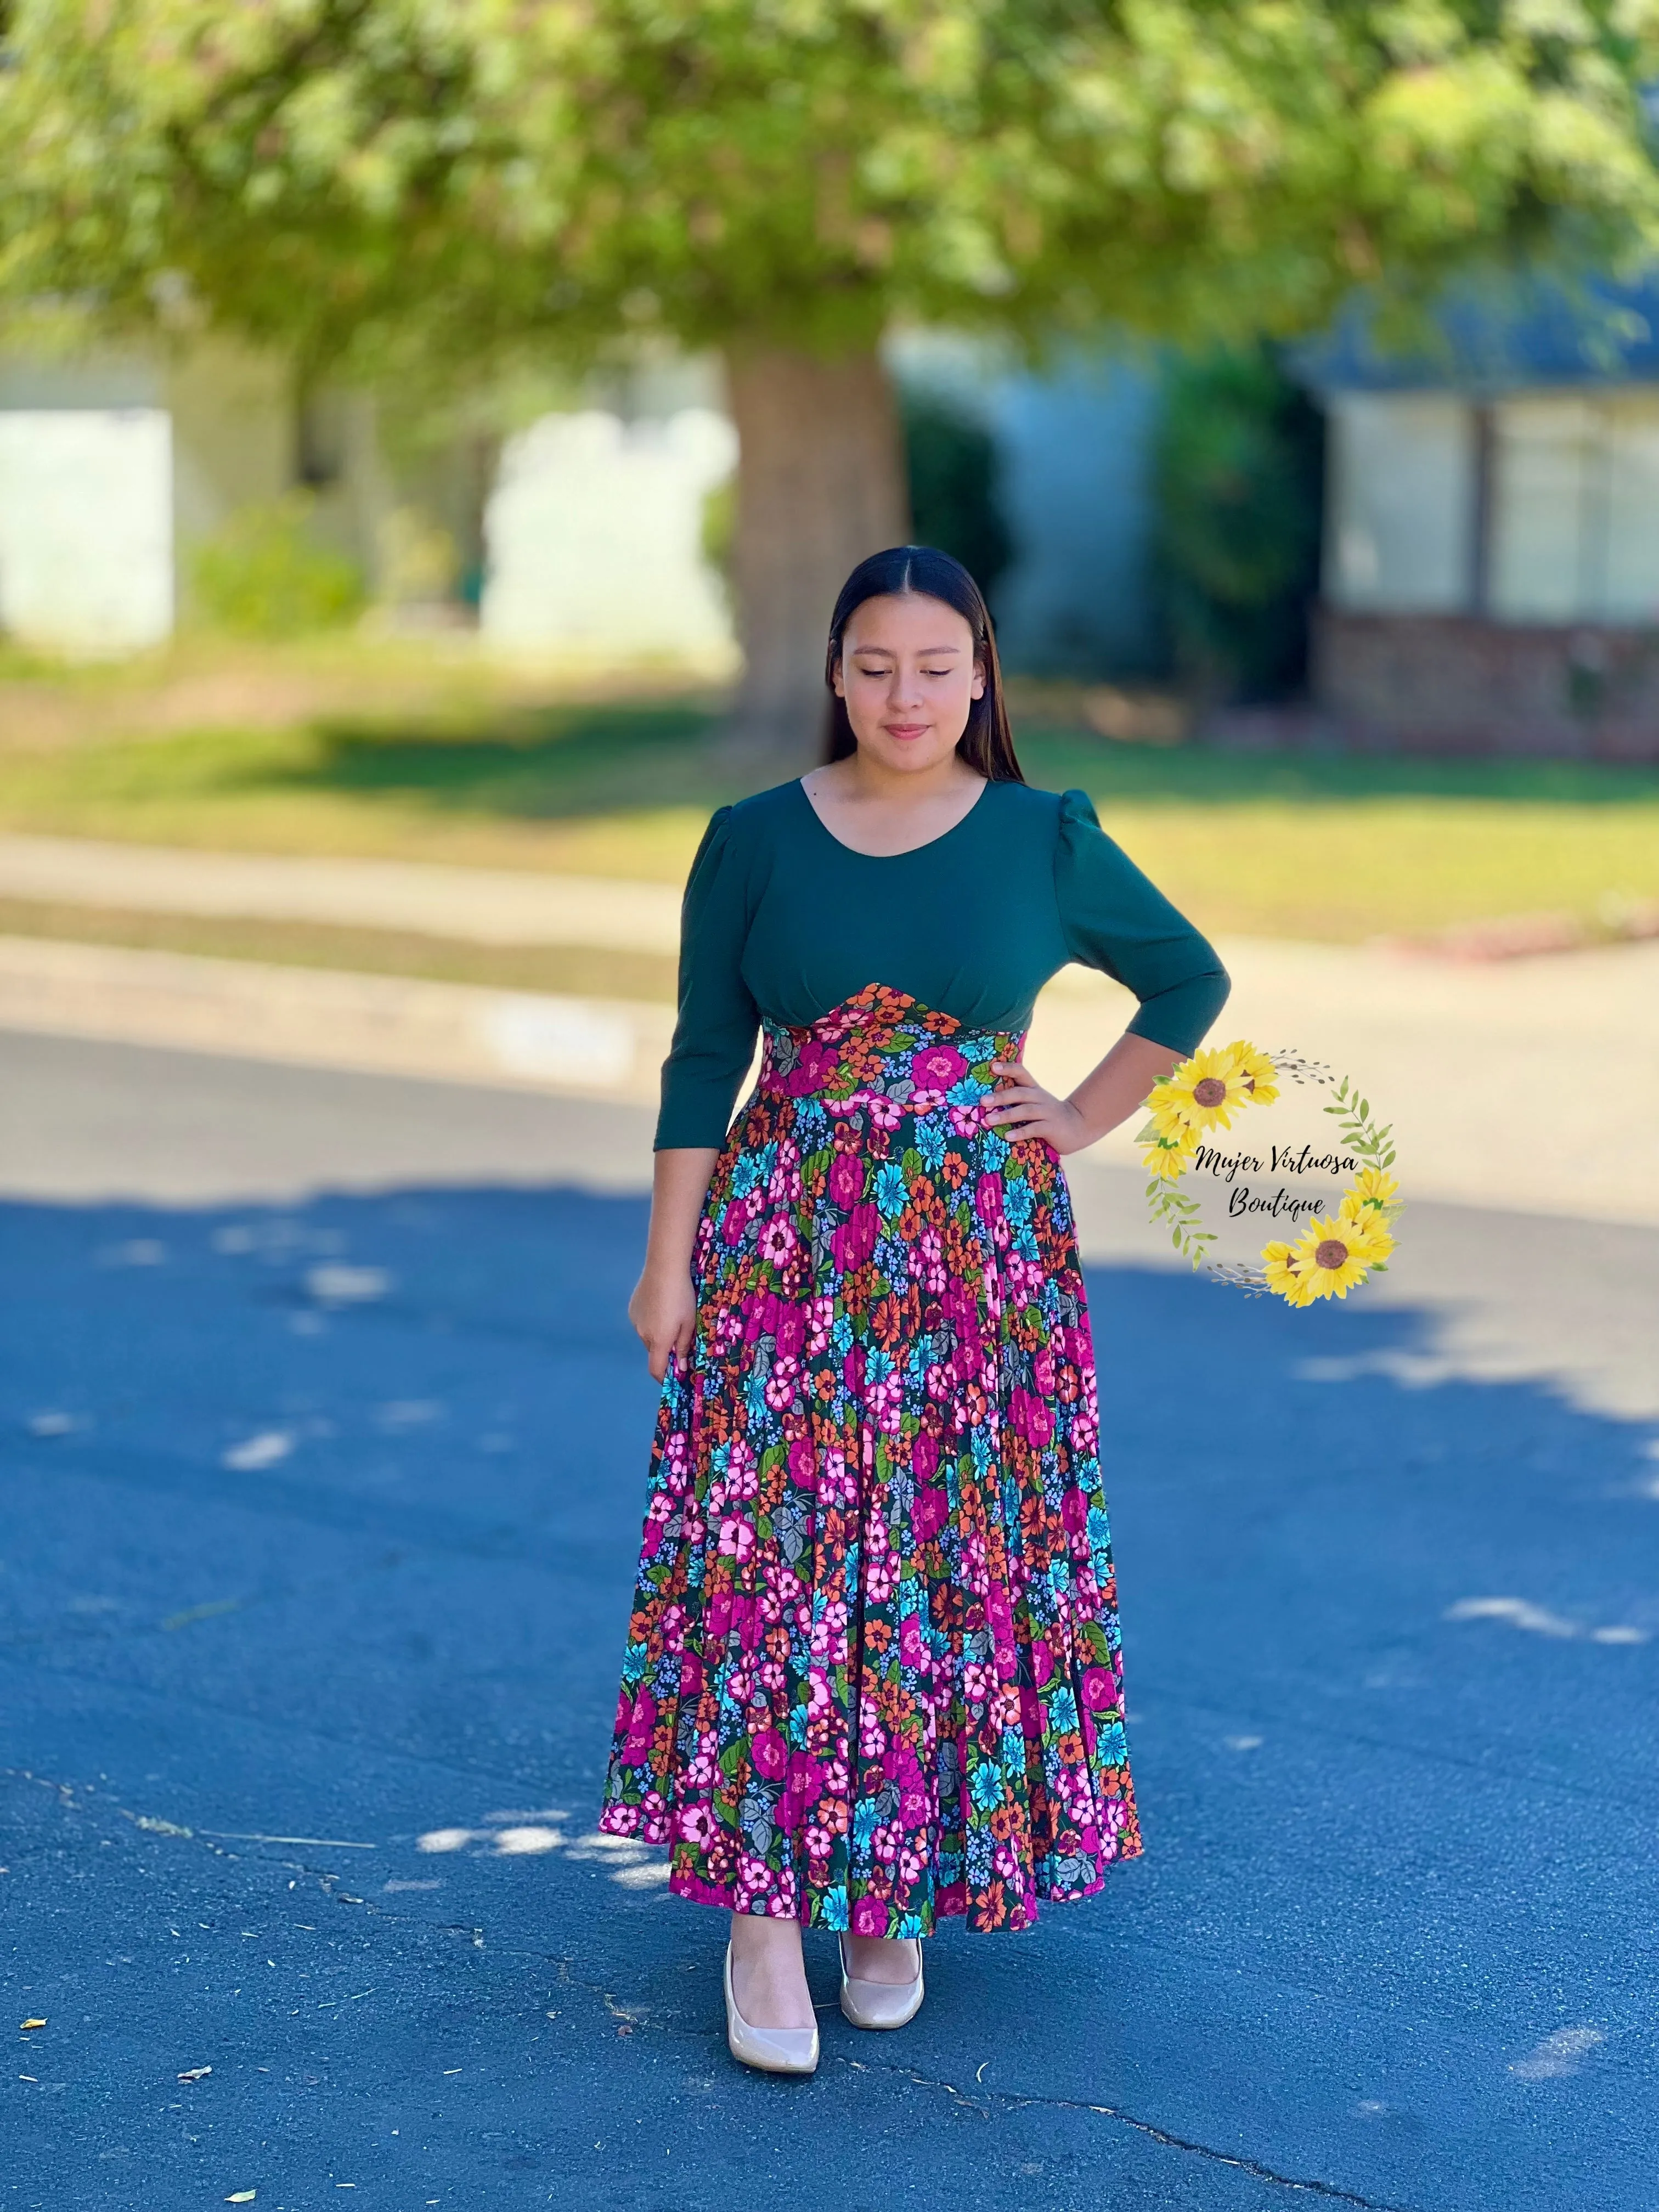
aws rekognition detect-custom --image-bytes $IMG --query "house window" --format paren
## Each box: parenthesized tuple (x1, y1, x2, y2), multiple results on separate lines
(1488, 391, 1659, 624)
(1325, 393, 1474, 615)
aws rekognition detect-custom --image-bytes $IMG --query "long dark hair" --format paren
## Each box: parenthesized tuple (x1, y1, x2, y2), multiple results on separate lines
(822, 545, 1024, 781)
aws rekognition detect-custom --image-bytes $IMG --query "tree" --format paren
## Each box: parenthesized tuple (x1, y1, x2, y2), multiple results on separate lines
(4, 1, 1659, 755)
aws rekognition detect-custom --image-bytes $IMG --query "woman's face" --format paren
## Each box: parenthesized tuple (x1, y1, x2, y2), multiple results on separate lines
(832, 591, 985, 775)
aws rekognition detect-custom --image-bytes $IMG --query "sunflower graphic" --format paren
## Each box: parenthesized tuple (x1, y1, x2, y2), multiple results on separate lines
(1220, 1040, 1280, 1107)
(1273, 1209, 1393, 1304)
(1342, 1166, 1400, 1217)
(1148, 1047, 1251, 1139)
(1261, 1240, 1310, 1306)
(1141, 1127, 1197, 1181)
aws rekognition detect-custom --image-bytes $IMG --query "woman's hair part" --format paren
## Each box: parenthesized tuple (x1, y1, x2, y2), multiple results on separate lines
(823, 545, 1025, 782)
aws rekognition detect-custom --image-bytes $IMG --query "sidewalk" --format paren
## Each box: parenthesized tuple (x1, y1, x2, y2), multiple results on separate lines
(1, 832, 1654, 1226)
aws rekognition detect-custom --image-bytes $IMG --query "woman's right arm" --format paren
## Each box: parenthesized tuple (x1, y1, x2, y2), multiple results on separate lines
(629, 1146, 720, 1381)
(633, 805, 760, 1380)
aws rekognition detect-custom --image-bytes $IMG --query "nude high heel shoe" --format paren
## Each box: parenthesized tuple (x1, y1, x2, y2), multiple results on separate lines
(724, 1944, 820, 2076)
(838, 1935, 925, 2030)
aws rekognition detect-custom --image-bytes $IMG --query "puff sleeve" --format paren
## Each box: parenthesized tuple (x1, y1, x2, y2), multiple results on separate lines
(1053, 789, 1231, 1056)
(654, 806, 763, 1149)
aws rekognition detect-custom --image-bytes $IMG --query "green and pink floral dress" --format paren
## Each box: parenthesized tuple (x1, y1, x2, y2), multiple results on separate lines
(599, 777, 1228, 1934)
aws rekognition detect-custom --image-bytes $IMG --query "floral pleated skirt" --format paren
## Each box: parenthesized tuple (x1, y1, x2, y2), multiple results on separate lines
(598, 983, 1141, 1934)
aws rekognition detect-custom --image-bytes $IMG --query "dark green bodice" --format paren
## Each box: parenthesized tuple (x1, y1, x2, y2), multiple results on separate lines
(656, 776, 1231, 1149)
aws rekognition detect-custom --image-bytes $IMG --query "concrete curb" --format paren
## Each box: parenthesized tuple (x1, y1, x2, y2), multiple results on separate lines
(0, 936, 676, 1105)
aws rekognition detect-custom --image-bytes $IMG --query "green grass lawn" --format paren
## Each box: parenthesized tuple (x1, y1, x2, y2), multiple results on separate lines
(3, 670, 1657, 947)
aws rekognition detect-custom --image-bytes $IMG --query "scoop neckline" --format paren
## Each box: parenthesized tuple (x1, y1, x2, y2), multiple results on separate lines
(794, 773, 992, 859)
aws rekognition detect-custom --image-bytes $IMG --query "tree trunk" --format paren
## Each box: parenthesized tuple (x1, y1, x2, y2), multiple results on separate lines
(723, 343, 910, 765)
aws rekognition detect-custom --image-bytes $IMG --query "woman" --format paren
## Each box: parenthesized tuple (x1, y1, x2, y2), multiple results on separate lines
(599, 546, 1229, 2075)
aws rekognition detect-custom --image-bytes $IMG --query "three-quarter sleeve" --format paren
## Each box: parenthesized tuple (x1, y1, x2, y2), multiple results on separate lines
(1053, 788, 1231, 1056)
(654, 806, 762, 1149)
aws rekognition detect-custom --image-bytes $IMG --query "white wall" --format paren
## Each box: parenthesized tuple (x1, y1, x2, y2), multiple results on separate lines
(0, 341, 298, 648)
(0, 410, 174, 651)
(481, 408, 737, 659)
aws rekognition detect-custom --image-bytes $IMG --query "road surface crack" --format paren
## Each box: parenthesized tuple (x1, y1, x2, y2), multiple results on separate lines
(4, 1768, 1415, 2204)
(834, 2055, 1419, 2209)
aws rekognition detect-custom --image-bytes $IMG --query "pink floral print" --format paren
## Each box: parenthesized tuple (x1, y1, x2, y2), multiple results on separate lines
(599, 984, 1141, 1934)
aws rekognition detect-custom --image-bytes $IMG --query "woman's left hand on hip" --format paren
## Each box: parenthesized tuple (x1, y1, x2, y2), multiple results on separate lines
(986, 1060, 1097, 1155)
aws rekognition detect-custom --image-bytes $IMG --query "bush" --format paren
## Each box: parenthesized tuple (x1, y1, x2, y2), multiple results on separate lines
(189, 495, 365, 638)
(901, 389, 1013, 607)
(1153, 348, 1324, 702)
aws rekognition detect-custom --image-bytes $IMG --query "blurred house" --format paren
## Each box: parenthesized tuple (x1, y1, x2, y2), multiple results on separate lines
(2, 325, 1175, 678)
(479, 355, 736, 663)
(0, 341, 736, 664)
(1303, 276, 1659, 758)
(0, 325, 1172, 680)
(0, 344, 388, 652)
(481, 342, 1165, 677)
(21, 297, 1658, 762)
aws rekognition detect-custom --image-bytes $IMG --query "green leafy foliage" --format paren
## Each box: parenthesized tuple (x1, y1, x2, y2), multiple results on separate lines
(3, 3, 1658, 377)
(901, 387, 1013, 605)
(699, 476, 736, 595)
(1323, 1077, 1398, 1173)
(1143, 1176, 1217, 1269)
(1154, 347, 1325, 702)
(189, 496, 365, 639)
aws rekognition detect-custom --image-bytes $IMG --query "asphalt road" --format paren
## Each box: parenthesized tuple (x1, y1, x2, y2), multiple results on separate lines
(4, 1030, 1658, 2212)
